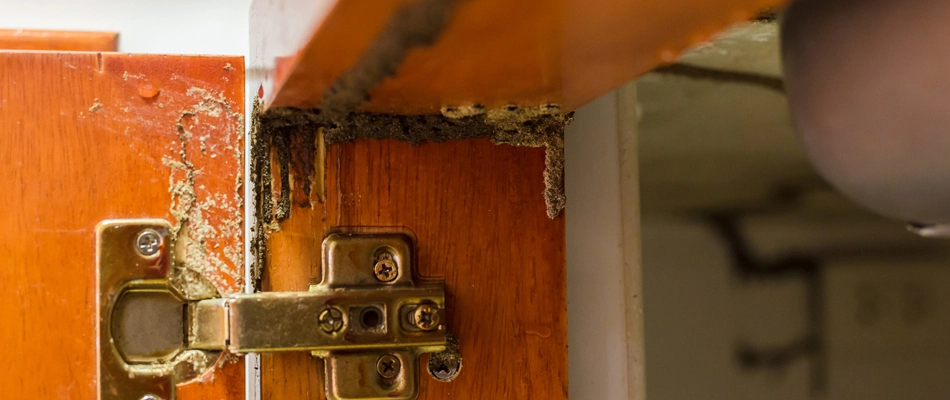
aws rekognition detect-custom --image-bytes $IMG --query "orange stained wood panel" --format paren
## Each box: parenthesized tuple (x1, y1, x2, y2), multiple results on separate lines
(251, 0, 788, 114)
(0, 29, 118, 51)
(0, 51, 245, 399)
(259, 137, 567, 399)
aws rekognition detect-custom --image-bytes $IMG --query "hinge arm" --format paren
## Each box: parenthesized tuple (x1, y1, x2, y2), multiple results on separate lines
(188, 287, 447, 355)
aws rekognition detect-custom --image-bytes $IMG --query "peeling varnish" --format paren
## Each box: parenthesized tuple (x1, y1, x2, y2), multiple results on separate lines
(313, 127, 327, 204)
(269, 143, 290, 221)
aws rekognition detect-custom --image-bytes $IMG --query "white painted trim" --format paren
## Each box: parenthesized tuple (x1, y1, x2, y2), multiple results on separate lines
(566, 82, 644, 399)
(618, 84, 646, 400)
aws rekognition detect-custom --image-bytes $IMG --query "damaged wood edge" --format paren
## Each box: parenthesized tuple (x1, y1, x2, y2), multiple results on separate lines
(314, 127, 327, 204)
(164, 88, 246, 299)
(256, 102, 571, 215)
(249, 98, 271, 290)
(249, 98, 332, 291)
(317, 0, 464, 116)
(250, 99, 571, 289)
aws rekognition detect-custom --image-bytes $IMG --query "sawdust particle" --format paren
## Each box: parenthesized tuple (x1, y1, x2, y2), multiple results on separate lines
(88, 99, 102, 113)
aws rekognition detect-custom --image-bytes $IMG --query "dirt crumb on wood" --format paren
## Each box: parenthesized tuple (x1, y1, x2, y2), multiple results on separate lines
(88, 98, 103, 113)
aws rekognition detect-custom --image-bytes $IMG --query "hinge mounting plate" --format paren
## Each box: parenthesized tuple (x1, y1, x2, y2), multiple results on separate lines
(97, 220, 447, 400)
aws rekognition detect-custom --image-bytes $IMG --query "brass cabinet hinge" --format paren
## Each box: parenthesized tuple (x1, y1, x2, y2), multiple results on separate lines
(97, 220, 447, 400)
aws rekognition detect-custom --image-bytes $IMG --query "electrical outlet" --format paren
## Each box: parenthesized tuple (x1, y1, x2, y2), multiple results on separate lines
(825, 261, 950, 357)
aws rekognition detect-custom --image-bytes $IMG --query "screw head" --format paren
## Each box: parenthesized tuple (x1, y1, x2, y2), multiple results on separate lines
(428, 358, 461, 382)
(318, 307, 344, 333)
(136, 229, 162, 257)
(376, 354, 401, 379)
(373, 257, 398, 282)
(140, 395, 163, 400)
(412, 304, 440, 331)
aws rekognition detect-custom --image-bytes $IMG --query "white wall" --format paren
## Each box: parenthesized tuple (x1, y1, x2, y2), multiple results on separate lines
(566, 85, 645, 400)
(641, 213, 950, 400)
(0, 0, 250, 55)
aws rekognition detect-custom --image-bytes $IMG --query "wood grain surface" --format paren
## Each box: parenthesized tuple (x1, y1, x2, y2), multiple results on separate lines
(0, 51, 245, 399)
(0, 29, 118, 51)
(258, 135, 568, 399)
(251, 0, 787, 114)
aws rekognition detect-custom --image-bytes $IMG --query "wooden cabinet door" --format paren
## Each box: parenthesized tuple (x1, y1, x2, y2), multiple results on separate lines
(0, 51, 246, 399)
(252, 133, 569, 400)
(0, 50, 567, 400)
